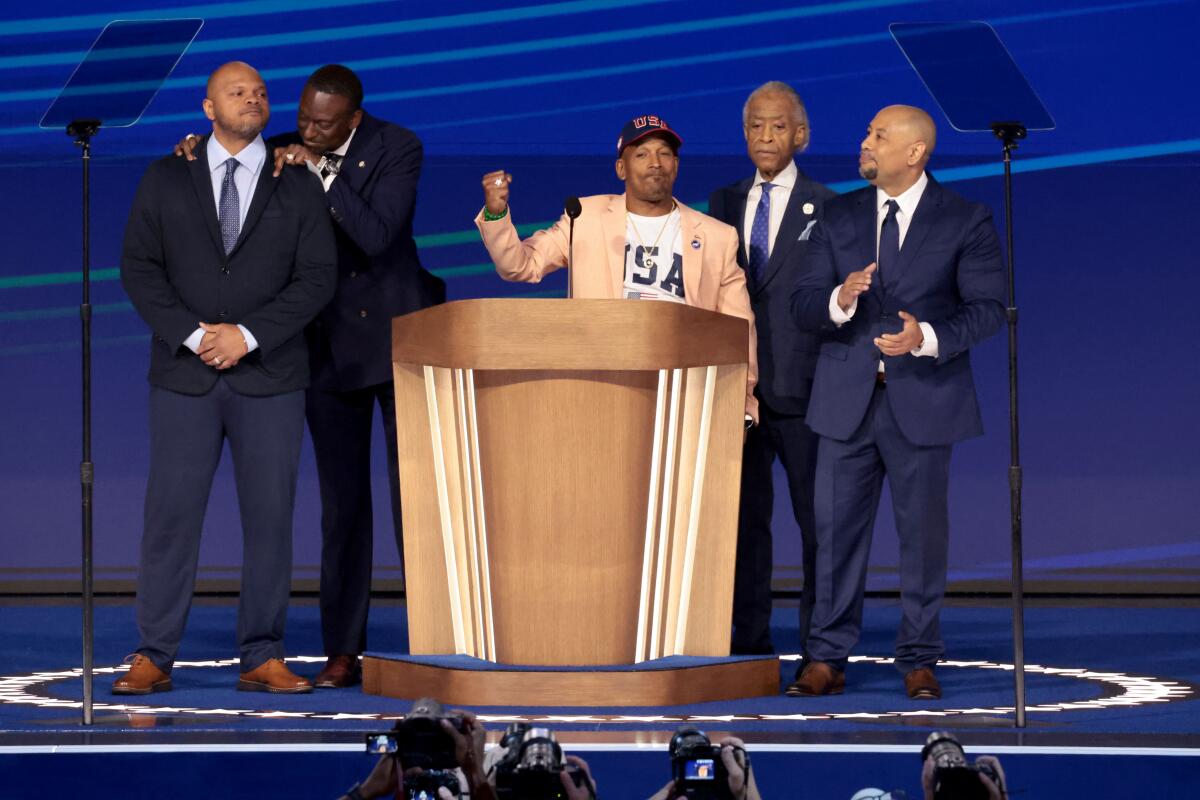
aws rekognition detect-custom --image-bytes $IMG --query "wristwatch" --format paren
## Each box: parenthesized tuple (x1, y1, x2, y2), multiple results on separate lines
(316, 155, 341, 177)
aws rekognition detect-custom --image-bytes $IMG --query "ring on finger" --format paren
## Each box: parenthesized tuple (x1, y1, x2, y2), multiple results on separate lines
(214, 356, 223, 365)
(493, 177, 503, 187)
(286, 153, 295, 162)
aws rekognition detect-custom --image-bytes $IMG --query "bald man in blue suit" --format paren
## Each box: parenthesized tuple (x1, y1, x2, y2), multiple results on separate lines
(787, 105, 1005, 700)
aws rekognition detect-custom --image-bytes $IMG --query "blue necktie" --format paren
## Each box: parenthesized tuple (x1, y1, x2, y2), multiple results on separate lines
(218, 157, 240, 255)
(877, 199, 900, 283)
(747, 182, 774, 286)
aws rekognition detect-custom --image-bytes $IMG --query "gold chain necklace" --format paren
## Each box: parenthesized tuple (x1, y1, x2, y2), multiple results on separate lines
(628, 204, 677, 270)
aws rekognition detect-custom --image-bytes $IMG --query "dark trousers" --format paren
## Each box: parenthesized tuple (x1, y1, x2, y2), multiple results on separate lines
(135, 380, 305, 673)
(306, 380, 403, 656)
(806, 384, 952, 673)
(732, 401, 819, 655)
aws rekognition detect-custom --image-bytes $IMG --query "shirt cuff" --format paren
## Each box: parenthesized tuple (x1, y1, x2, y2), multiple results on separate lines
(829, 286, 855, 325)
(237, 324, 259, 354)
(183, 327, 205, 354)
(912, 322, 938, 358)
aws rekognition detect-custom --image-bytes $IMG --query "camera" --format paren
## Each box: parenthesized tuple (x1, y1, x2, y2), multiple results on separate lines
(668, 727, 742, 800)
(365, 697, 467, 800)
(494, 723, 595, 799)
(921, 731, 1001, 800)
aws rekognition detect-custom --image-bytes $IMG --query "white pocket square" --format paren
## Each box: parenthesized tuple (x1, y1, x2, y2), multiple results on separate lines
(798, 220, 818, 241)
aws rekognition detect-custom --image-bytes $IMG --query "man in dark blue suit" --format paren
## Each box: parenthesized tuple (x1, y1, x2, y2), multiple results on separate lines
(179, 64, 444, 688)
(709, 82, 834, 657)
(269, 65, 445, 688)
(114, 62, 336, 695)
(787, 106, 1004, 699)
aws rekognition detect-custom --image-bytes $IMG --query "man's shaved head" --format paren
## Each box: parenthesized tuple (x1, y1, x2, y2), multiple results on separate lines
(858, 105, 937, 194)
(880, 104, 937, 161)
(203, 61, 269, 148)
(206, 61, 261, 98)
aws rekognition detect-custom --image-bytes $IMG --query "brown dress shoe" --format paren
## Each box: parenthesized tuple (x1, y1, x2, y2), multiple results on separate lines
(785, 661, 845, 696)
(112, 654, 172, 695)
(237, 658, 314, 694)
(314, 654, 362, 689)
(905, 667, 942, 700)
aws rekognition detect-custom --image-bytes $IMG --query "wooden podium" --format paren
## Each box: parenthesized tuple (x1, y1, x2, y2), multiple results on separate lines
(363, 299, 777, 706)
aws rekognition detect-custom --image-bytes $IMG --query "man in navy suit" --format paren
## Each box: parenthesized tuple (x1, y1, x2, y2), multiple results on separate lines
(114, 62, 336, 695)
(181, 65, 445, 687)
(709, 82, 834, 657)
(787, 106, 1004, 699)
(268, 66, 445, 688)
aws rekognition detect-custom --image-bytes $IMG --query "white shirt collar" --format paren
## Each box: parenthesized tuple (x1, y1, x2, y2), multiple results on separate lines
(876, 170, 928, 218)
(753, 159, 797, 192)
(207, 134, 266, 175)
(329, 126, 356, 157)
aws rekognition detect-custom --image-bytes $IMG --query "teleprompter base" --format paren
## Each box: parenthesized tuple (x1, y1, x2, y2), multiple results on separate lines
(362, 654, 780, 707)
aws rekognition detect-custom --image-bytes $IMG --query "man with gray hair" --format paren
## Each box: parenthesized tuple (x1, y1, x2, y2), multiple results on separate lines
(708, 82, 834, 662)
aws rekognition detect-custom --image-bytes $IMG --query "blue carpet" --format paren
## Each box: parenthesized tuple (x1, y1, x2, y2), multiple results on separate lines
(2, 599, 1197, 737)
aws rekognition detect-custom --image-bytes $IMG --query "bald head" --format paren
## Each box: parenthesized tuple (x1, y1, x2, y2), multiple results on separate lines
(858, 105, 937, 194)
(881, 104, 936, 160)
(206, 61, 261, 98)
(203, 61, 269, 150)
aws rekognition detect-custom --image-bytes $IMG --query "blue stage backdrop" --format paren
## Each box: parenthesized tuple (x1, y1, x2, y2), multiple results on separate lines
(1, 0, 1197, 593)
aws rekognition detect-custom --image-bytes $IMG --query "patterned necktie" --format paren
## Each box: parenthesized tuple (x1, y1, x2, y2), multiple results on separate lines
(877, 199, 900, 283)
(747, 182, 774, 286)
(218, 157, 240, 255)
(320, 152, 343, 179)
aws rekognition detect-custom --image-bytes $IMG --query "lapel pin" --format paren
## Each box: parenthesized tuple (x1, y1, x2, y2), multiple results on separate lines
(358, 160, 365, 168)
(802, 202, 815, 215)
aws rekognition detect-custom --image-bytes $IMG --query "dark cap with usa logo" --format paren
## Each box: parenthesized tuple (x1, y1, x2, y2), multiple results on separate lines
(617, 115, 683, 155)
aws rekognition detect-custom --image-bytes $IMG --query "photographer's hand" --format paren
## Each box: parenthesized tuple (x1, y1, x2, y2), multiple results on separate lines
(561, 754, 598, 800)
(442, 712, 494, 799)
(922, 756, 936, 800)
(356, 754, 401, 799)
(718, 737, 757, 800)
(974, 756, 1007, 800)
(646, 781, 674, 800)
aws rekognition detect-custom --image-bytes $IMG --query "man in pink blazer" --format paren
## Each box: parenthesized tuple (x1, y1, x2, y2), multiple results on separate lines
(474, 115, 759, 423)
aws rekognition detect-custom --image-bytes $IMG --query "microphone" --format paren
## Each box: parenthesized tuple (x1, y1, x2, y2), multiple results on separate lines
(564, 197, 582, 299)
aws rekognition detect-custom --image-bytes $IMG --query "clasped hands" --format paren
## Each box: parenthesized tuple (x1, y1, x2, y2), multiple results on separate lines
(197, 322, 247, 370)
(837, 262, 924, 356)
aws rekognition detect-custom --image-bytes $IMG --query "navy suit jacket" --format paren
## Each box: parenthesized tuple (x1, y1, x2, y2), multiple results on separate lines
(270, 111, 445, 392)
(709, 166, 835, 415)
(791, 175, 1005, 446)
(121, 143, 337, 397)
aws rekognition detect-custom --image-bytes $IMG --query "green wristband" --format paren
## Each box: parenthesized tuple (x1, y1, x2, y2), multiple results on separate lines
(482, 206, 508, 222)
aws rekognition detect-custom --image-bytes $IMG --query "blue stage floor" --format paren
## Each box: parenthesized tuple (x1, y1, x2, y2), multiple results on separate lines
(2, 597, 1198, 797)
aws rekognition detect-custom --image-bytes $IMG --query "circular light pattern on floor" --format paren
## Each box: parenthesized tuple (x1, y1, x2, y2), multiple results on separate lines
(0, 654, 1191, 724)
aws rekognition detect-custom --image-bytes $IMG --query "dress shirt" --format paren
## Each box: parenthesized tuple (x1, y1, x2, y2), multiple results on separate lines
(829, 171, 938, 362)
(183, 134, 266, 356)
(741, 159, 797, 262)
(307, 126, 356, 192)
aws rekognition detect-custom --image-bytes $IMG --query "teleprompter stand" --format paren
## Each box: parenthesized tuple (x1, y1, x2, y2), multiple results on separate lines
(891, 21, 1055, 728)
(40, 18, 203, 725)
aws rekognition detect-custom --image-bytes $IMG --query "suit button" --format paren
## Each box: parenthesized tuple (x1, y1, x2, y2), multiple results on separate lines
(221, 267, 230, 275)
(359, 309, 368, 318)
(349, 271, 357, 278)
(219, 311, 227, 319)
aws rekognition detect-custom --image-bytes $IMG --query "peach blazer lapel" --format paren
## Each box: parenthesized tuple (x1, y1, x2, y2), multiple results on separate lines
(677, 201, 705, 305)
(600, 194, 626, 299)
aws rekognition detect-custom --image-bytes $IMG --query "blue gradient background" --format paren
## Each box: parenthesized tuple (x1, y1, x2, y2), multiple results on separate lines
(1, 0, 1197, 591)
